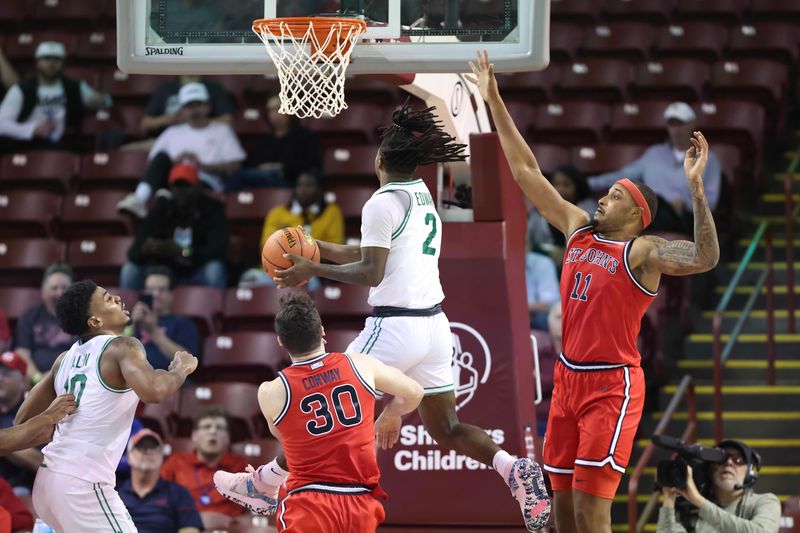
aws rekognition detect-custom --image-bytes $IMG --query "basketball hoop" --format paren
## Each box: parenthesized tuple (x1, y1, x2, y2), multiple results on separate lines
(252, 17, 367, 119)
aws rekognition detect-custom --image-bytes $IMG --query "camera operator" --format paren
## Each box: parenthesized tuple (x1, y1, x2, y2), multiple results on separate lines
(656, 440, 780, 533)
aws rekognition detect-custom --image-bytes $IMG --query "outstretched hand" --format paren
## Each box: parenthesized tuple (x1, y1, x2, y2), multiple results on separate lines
(684, 131, 709, 183)
(465, 49, 497, 102)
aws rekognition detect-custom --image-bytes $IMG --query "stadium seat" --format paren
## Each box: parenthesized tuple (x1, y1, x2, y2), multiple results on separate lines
(631, 59, 710, 103)
(30, 0, 99, 22)
(710, 59, 788, 109)
(531, 101, 611, 145)
(232, 107, 268, 140)
(323, 329, 363, 353)
(608, 101, 671, 145)
(60, 191, 132, 239)
(79, 151, 149, 191)
(110, 104, 146, 139)
(100, 70, 165, 100)
(343, 75, 403, 106)
(526, 144, 570, 175)
(570, 144, 647, 176)
(328, 185, 376, 221)
(556, 59, 633, 102)
(171, 286, 224, 337)
(222, 286, 284, 332)
(225, 188, 293, 267)
(66, 236, 134, 287)
(0, 191, 61, 238)
(550, 0, 600, 24)
(306, 103, 388, 147)
(178, 383, 265, 441)
(200, 332, 287, 383)
(205, 75, 250, 107)
(0, 287, 41, 329)
(323, 145, 380, 183)
(62, 66, 102, 89)
(0, 238, 65, 287)
(548, 23, 583, 63)
(140, 395, 179, 438)
(653, 23, 728, 62)
(779, 495, 800, 533)
(0, 1, 26, 27)
(313, 285, 372, 330)
(496, 64, 561, 104)
(4, 31, 79, 60)
(749, 0, 800, 21)
(602, 0, 673, 24)
(727, 22, 800, 64)
(673, 0, 747, 23)
(502, 101, 536, 138)
(0, 151, 77, 192)
(713, 143, 743, 193)
(231, 439, 283, 468)
(696, 101, 765, 156)
(75, 30, 117, 61)
(580, 22, 656, 62)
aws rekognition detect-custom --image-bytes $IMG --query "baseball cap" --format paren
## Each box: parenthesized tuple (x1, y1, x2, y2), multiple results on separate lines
(178, 82, 209, 107)
(168, 163, 200, 186)
(663, 102, 696, 123)
(35, 41, 66, 59)
(0, 351, 28, 376)
(128, 428, 163, 452)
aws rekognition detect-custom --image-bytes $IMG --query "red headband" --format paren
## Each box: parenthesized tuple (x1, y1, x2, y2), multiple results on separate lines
(616, 178, 651, 228)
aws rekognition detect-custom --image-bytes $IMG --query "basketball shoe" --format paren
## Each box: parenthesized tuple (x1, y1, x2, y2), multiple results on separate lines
(213, 465, 279, 515)
(507, 458, 551, 531)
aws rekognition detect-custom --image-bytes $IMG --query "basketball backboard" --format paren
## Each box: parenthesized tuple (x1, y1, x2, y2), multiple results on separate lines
(117, 0, 550, 74)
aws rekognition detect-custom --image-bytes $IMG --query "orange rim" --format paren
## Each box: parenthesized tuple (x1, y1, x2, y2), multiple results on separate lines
(252, 16, 367, 59)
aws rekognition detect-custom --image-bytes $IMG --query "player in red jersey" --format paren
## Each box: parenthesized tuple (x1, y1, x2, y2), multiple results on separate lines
(468, 51, 720, 533)
(216, 291, 423, 532)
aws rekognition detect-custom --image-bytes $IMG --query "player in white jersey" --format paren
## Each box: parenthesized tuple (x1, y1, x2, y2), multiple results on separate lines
(214, 101, 550, 531)
(15, 280, 198, 533)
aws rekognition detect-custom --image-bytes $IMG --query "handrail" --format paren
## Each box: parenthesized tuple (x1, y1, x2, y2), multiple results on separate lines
(628, 375, 697, 533)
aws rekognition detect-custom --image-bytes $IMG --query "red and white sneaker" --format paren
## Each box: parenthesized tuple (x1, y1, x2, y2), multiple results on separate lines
(507, 458, 551, 531)
(213, 465, 279, 516)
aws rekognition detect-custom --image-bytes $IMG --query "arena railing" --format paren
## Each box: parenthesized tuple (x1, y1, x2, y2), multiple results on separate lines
(627, 374, 697, 533)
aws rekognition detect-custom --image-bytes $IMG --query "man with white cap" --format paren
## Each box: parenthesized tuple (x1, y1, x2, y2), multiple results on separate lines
(0, 41, 111, 152)
(587, 101, 721, 234)
(117, 82, 245, 218)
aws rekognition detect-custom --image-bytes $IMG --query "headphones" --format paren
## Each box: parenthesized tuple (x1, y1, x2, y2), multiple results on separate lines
(718, 439, 762, 489)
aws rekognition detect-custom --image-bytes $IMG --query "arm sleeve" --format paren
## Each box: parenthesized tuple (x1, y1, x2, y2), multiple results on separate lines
(0, 85, 36, 140)
(173, 483, 204, 529)
(656, 506, 688, 533)
(587, 153, 648, 192)
(700, 151, 722, 212)
(13, 308, 35, 350)
(697, 494, 781, 533)
(359, 193, 406, 249)
(172, 317, 199, 355)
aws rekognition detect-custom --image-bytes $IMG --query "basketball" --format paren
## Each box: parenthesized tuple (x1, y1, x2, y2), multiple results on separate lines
(261, 226, 320, 280)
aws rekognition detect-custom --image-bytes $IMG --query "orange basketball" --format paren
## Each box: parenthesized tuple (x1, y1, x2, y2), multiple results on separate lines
(261, 226, 320, 280)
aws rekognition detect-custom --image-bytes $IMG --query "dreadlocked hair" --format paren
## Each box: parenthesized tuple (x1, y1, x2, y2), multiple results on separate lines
(379, 99, 468, 175)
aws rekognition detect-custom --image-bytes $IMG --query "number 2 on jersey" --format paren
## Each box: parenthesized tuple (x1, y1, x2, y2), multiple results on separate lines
(422, 213, 437, 256)
(300, 384, 363, 436)
(570, 272, 592, 302)
(65, 374, 87, 407)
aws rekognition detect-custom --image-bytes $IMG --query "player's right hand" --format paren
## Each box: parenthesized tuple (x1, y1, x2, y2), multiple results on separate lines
(465, 49, 497, 102)
(170, 351, 198, 376)
(374, 411, 402, 450)
(42, 394, 77, 424)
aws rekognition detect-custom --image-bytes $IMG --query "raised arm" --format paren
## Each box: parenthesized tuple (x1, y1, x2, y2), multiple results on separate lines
(113, 337, 197, 404)
(636, 132, 720, 276)
(465, 51, 589, 236)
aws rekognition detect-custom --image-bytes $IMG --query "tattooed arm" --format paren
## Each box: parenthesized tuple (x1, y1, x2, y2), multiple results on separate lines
(635, 132, 720, 277)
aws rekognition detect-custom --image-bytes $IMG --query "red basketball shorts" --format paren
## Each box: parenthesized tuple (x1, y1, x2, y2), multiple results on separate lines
(277, 485, 386, 533)
(543, 354, 645, 499)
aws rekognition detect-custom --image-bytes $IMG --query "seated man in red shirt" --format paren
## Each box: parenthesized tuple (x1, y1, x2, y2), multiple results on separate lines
(160, 406, 249, 530)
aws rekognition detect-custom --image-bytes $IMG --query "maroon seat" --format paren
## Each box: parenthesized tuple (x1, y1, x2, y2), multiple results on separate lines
(713, 143, 742, 194)
(710, 59, 788, 108)
(222, 286, 285, 332)
(232, 107, 268, 139)
(329, 185, 376, 220)
(602, 0, 674, 24)
(727, 22, 800, 64)
(79, 151, 149, 191)
(205, 75, 251, 107)
(503, 101, 537, 138)
(0, 238, 65, 287)
(200, 332, 287, 383)
(654, 23, 728, 62)
(0, 1, 26, 26)
(75, 30, 117, 61)
(101, 70, 165, 100)
(531, 101, 611, 145)
(548, 23, 583, 62)
(306, 103, 388, 147)
(342, 75, 403, 106)
(171, 286, 224, 337)
(178, 383, 265, 441)
(580, 22, 657, 62)
(231, 439, 283, 467)
(225, 188, 293, 266)
(323, 329, 363, 353)
(313, 285, 372, 330)
(497, 64, 561, 104)
(67, 236, 134, 287)
(140, 395, 179, 438)
(60, 191, 132, 239)
(696, 101, 765, 156)
(0, 191, 61, 238)
(570, 144, 647, 176)
(111, 104, 147, 139)
(673, 0, 747, 23)
(779, 495, 800, 533)
(527, 143, 570, 175)
(0, 151, 77, 192)
(550, 0, 601, 24)
(749, 0, 800, 21)
(323, 145, 379, 183)
(608, 101, 672, 144)
(632, 59, 710, 103)
(0, 287, 41, 330)
(557, 59, 633, 102)
(31, 0, 99, 21)
(4, 31, 79, 60)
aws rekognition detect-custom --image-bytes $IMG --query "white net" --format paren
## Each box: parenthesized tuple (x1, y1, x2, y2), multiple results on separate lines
(253, 18, 366, 119)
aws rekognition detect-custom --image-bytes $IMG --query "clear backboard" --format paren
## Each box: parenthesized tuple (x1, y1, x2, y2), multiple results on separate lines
(117, 0, 550, 75)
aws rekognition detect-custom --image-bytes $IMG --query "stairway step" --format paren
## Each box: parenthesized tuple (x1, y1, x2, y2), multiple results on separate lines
(714, 286, 800, 295)
(762, 193, 800, 203)
(684, 332, 800, 357)
(660, 385, 800, 410)
(678, 360, 800, 368)
(646, 411, 800, 439)
(688, 333, 800, 342)
(676, 359, 800, 382)
(774, 172, 800, 182)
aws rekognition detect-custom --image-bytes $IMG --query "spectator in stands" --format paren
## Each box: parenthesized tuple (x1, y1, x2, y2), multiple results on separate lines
(657, 440, 780, 532)
(0, 49, 19, 98)
(118, 429, 203, 533)
(160, 406, 248, 530)
(0, 475, 34, 532)
(587, 102, 721, 234)
(0, 351, 41, 492)
(525, 251, 560, 331)
(14, 264, 77, 380)
(0, 309, 10, 353)
(225, 94, 322, 191)
(120, 164, 229, 290)
(117, 82, 245, 218)
(130, 266, 199, 371)
(0, 41, 111, 153)
(527, 165, 596, 265)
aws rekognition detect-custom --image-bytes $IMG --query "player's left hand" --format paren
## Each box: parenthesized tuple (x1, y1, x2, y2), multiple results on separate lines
(675, 465, 707, 508)
(374, 411, 402, 450)
(274, 254, 313, 288)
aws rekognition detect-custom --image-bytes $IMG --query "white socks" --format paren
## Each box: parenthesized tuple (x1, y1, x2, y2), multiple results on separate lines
(257, 458, 290, 487)
(134, 182, 152, 203)
(493, 449, 516, 481)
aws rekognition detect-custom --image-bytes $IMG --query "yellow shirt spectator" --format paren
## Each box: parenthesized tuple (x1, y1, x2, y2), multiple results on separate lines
(260, 200, 345, 249)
